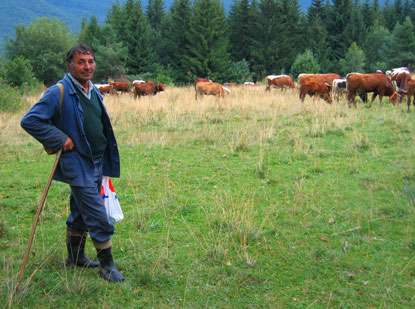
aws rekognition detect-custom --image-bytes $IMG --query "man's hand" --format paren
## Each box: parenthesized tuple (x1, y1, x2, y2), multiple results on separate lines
(63, 137, 75, 152)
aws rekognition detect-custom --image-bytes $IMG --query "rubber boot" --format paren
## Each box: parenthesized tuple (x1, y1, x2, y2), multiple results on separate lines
(96, 247, 125, 282)
(66, 233, 100, 268)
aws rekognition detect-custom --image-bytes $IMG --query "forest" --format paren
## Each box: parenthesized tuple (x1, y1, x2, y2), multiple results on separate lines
(1, 0, 415, 87)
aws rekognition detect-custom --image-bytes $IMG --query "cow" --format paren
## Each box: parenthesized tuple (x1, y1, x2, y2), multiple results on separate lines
(195, 81, 226, 99)
(298, 73, 342, 86)
(390, 67, 412, 103)
(346, 72, 399, 108)
(109, 81, 131, 93)
(299, 81, 332, 104)
(132, 80, 145, 85)
(97, 85, 116, 95)
(399, 79, 415, 112)
(331, 78, 347, 101)
(265, 75, 296, 91)
(133, 82, 166, 99)
(244, 82, 258, 87)
(224, 82, 239, 87)
(222, 86, 231, 95)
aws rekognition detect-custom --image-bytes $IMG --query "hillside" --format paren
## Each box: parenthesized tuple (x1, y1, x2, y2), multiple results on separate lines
(0, 0, 388, 49)
(0, 0, 114, 48)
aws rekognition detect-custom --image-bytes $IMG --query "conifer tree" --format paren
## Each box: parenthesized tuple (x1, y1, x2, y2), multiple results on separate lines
(146, 0, 166, 31)
(274, 0, 301, 73)
(184, 0, 231, 82)
(384, 0, 398, 31)
(387, 16, 415, 69)
(345, 1, 366, 46)
(325, 0, 354, 72)
(362, 0, 376, 29)
(115, 0, 155, 75)
(227, 0, 253, 63)
(160, 0, 192, 83)
(339, 42, 366, 75)
(305, 0, 331, 71)
(247, 0, 280, 77)
(363, 21, 390, 72)
(78, 15, 103, 51)
(105, 1, 124, 36)
(146, 0, 166, 70)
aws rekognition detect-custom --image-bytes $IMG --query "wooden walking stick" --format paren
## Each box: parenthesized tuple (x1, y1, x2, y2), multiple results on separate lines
(13, 149, 63, 296)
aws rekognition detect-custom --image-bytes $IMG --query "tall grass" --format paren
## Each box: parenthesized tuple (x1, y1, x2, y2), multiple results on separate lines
(1, 85, 415, 307)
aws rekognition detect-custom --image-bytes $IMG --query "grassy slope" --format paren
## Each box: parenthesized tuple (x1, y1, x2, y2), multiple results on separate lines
(1, 86, 414, 307)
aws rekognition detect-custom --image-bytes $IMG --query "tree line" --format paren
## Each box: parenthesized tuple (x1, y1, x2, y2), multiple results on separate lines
(2, 0, 415, 88)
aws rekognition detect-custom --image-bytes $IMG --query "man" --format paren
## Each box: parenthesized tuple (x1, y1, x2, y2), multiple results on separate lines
(21, 43, 124, 282)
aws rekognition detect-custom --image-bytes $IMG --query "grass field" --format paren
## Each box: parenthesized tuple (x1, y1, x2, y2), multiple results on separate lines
(1, 85, 415, 307)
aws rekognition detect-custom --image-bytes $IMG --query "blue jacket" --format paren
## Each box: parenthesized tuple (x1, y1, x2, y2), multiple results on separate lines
(21, 73, 120, 187)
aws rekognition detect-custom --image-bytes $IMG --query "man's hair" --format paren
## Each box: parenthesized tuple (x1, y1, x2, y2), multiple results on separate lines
(66, 43, 95, 64)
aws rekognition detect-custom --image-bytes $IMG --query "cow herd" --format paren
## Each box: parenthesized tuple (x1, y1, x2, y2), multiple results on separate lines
(96, 67, 415, 112)
(95, 80, 166, 99)
(196, 68, 415, 112)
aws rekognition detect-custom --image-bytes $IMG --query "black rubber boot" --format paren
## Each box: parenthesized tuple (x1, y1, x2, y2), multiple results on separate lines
(96, 247, 125, 282)
(66, 234, 100, 268)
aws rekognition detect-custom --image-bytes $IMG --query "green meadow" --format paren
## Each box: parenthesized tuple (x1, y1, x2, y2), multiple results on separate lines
(1, 85, 415, 307)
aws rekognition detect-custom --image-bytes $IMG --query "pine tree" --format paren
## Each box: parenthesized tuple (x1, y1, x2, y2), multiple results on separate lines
(116, 0, 155, 75)
(146, 0, 166, 31)
(105, 1, 124, 36)
(160, 0, 192, 83)
(325, 0, 354, 72)
(384, 0, 398, 31)
(94, 39, 128, 82)
(227, 0, 253, 63)
(184, 0, 231, 82)
(274, 0, 301, 73)
(247, 0, 280, 77)
(305, 0, 331, 71)
(363, 21, 391, 72)
(339, 42, 366, 75)
(78, 15, 103, 51)
(387, 16, 415, 69)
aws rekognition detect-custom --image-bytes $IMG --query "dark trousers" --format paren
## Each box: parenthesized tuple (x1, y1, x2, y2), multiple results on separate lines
(66, 158, 114, 243)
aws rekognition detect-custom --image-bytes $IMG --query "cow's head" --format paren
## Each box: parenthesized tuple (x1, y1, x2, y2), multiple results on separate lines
(390, 91, 403, 105)
(156, 83, 166, 92)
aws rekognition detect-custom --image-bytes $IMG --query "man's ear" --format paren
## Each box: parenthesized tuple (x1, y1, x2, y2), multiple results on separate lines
(66, 62, 74, 71)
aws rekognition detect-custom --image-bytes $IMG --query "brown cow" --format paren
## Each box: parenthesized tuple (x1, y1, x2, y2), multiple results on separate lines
(390, 68, 412, 103)
(401, 79, 415, 112)
(133, 82, 166, 99)
(195, 82, 225, 99)
(224, 82, 239, 87)
(110, 81, 131, 93)
(265, 75, 296, 91)
(299, 81, 332, 104)
(98, 85, 116, 95)
(298, 73, 342, 86)
(346, 72, 398, 108)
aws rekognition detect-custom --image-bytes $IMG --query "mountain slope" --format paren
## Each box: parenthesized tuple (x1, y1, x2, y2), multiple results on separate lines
(0, 0, 387, 49)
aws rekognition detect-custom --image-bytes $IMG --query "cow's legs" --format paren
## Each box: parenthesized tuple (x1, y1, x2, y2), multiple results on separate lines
(408, 95, 415, 113)
(299, 93, 305, 103)
(378, 95, 384, 106)
(369, 93, 378, 108)
(347, 91, 355, 108)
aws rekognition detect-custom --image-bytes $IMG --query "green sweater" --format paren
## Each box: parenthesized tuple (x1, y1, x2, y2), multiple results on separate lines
(74, 86, 107, 159)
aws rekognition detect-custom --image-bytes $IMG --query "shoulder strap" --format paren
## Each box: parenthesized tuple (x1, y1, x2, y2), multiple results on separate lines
(57, 83, 64, 116)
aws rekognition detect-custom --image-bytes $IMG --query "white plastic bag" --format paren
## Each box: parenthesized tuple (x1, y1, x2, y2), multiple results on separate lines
(101, 176, 124, 223)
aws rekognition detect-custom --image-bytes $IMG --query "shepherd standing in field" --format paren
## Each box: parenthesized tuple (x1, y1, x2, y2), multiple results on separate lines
(20, 43, 124, 282)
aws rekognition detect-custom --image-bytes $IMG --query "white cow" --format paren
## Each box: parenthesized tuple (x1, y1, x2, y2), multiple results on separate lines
(332, 78, 347, 102)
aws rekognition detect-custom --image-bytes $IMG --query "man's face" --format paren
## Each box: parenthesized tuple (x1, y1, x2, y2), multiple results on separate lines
(66, 51, 95, 86)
